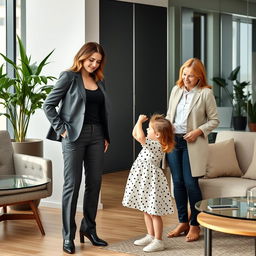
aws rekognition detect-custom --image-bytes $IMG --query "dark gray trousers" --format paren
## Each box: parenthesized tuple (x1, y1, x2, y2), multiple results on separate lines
(61, 124, 105, 240)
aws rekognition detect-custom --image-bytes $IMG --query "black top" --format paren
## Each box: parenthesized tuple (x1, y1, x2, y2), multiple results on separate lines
(84, 87, 105, 124)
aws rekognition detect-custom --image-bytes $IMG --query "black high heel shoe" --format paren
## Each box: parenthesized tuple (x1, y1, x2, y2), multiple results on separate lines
(63, 239, 75, 254)
(80, 231, 108, 246)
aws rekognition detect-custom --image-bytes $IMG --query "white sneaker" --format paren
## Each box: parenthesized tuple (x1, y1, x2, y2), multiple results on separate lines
(134, 234, 154, 246)
(143, 239, 165, 252)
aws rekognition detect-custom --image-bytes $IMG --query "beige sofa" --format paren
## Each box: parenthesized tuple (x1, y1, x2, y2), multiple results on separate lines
(199, 131, 256, 199)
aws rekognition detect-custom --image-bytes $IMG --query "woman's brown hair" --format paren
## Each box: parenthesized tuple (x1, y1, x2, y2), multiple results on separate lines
(150, 114, 175, 153)
(70, 42, 105, 81)
(176, 58, 211, 89)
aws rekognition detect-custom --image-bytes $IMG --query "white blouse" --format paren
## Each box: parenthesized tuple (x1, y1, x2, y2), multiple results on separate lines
(173, 87, 196, 134)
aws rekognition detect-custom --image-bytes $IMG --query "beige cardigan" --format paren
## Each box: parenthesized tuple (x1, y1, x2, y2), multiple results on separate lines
(166, 85, 219, 177)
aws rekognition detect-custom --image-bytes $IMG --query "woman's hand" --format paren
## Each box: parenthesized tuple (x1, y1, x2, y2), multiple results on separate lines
(183, 129, 203, 143)
(61, 130, 67, 138)
(104, 140, 109, 152)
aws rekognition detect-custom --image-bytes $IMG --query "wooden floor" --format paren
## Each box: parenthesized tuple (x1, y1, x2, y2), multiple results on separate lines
(0, 170, 177, 256)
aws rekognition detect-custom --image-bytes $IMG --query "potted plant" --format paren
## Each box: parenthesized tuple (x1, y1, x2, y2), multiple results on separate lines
(0, 36, 55, 210)
(213, 66, 250, 130)
(247, 99, 256, 132)
(0, 36, 55, 155)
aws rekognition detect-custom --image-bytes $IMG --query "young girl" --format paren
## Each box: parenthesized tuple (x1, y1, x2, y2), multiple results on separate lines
(122, 114, 175, 252)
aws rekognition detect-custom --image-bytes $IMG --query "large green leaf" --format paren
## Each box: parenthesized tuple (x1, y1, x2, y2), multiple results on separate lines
(35, 49, 55, 75)
(228, 66, 240, 81)
(212, 77, 227, 87)
(17, 36, 31, 74)
(0, 53, 18, 70)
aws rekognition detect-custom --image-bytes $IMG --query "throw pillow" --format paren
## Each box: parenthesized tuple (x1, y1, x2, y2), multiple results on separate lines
(242, 140, 256, 180)
(205, 138, 242, 178)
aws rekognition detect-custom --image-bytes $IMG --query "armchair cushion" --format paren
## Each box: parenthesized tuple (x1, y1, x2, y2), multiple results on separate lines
(205, 138, 242, 178)
(13, 153, 53, 198)
(243, 140, 256, 180)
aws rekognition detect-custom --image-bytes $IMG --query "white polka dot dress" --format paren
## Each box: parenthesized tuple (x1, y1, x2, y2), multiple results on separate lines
(122, 138, 174, 216)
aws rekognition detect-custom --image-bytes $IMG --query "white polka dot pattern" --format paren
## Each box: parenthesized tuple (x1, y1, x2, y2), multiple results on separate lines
(122, 138, 174, 216)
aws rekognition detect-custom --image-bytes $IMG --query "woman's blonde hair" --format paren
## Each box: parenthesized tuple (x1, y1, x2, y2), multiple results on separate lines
(70, 42, 105, 81)
(150, 114, 175, 153)
(176, 58, 211, 89)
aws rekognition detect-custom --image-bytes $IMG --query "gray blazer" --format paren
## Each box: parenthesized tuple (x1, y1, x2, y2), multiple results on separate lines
(43, 71, 110, 142)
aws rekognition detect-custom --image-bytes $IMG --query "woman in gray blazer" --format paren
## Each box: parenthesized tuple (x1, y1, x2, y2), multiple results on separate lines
(43, 42, 110, 254)
(166, 58, 219, 242)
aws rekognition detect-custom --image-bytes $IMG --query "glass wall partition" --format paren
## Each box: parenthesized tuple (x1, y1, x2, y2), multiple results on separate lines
(0, 0, 23, 131)
(0, 0, 6, 130)
(169, 0, 256, 131)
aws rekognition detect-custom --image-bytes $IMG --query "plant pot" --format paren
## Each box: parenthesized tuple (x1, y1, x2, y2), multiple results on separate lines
(12, 139, 43, 157)
(248, 123, 256, 132)
(11, 139, 43, 210)
(232, 116, 247, 131)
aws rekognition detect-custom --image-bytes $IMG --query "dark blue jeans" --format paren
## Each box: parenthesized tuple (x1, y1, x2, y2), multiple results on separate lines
(167, 135, 202, 226)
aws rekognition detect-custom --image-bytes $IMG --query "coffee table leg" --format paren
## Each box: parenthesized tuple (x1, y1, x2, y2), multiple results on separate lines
(205, 228, 212, 256)
(254, 238, 256, 256)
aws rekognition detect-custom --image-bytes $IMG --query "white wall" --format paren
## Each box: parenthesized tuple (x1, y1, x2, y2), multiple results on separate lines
(26, 0, 85, 210)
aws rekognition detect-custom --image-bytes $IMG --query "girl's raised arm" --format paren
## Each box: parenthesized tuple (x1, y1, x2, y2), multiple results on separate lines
(132, 115, 148, 145)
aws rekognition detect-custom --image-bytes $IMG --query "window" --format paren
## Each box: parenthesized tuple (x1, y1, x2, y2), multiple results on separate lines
(181, 8, 207, 65)
(16, 0, 21, 38)
(0, 0, 23, 131)
(0, 0, 6, 130)
(232, 18, 252, 90)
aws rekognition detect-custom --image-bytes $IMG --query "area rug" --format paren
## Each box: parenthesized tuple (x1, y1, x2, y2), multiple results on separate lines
(104, 226, 255, 256)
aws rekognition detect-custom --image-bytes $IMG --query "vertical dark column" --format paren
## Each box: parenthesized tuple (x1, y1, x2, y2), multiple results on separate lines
(193, 13, 207, 66)
(193, 15, 202, 60)
(252, 20, 256, 102)
(100, 0, 133, 172)
(135, 4, 167, 155)
(6, 0, 16, 136)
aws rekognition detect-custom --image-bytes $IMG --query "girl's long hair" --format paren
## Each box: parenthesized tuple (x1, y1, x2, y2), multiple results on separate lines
(176, 58, 211, 89)
(150, 114, 175, 153)
(70, 42, 105, 81)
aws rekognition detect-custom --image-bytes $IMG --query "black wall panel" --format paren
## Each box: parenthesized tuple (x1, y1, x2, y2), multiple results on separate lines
(100, 0, 133, 172)
(135, 4, 167, 155)
(100, 0, 167, 172)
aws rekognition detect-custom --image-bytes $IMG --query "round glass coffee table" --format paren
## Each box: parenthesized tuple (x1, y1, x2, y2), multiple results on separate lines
(196, 197, 256, 256)
(0, 175, 50, 235)
(0, 175, 50, 190)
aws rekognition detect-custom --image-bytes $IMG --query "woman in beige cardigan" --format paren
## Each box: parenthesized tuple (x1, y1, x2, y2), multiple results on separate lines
(166, 58, 219, 242)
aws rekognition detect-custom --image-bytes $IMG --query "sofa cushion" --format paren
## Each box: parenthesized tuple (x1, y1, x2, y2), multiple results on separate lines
(216, 131, 256, 173)
(205, 138, 242, 178)
(243, 140, 256, 180)
(199, 177, 256, 199)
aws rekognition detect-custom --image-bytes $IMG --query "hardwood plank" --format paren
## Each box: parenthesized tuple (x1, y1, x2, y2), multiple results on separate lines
(0, 170, 177, 255)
